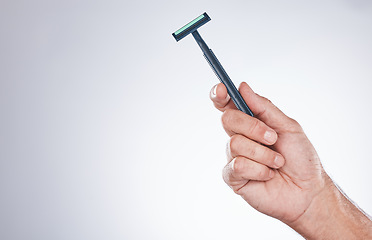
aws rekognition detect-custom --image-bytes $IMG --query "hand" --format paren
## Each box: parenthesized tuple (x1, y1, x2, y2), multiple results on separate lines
(210, 82, 372, 239)
(210, 82, 325, 223)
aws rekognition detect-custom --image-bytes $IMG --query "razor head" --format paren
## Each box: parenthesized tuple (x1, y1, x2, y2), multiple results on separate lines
(172, 12, 211, 42)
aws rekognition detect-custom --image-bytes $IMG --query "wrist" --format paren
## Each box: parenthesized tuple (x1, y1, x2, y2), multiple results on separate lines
(288, 174, 336, 239)
(288, 174, 372, 239)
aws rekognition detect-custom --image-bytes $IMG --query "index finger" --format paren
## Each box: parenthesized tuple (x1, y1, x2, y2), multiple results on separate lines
(221, 109, 278, 145)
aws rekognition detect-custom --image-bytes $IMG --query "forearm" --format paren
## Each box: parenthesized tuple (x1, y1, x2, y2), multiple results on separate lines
(289, 174, 372, 239)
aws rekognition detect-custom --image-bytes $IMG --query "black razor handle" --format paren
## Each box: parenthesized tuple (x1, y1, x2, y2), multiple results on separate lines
(192, 31, 254, 117)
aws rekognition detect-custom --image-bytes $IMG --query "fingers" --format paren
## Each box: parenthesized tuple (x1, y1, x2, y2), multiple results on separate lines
(238, 82, 302, 133)
(210, 83, 236, 112)
(209, 82, 302, 133)
(227, 134, 285, 169)
(223, 157, 275, 193)
(221, 109, 278, 145)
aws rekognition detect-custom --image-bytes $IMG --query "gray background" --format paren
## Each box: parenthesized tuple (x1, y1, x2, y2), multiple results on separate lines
(1, 0, 372, 239)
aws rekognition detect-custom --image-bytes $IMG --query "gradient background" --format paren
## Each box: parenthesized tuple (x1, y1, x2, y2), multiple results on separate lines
(1, 0, 372, 239)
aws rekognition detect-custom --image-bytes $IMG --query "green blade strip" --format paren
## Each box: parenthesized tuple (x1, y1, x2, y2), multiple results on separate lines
(174, 14, 205, 36)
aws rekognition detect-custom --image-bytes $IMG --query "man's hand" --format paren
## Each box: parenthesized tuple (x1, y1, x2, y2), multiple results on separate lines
(210, 82, 372, 239)
(211, 82, 324, 223)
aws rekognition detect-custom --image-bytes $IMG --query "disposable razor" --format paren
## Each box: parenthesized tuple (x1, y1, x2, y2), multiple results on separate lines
(172, 12, 254, 116)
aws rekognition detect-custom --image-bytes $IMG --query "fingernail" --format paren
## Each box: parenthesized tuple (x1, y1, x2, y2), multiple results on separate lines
(231, 158, 236, 171)
(264, 130, 276, 144)
(224, 92, 230, 100)
(269, 169, 275, 178)
(274, 156, 284, 168)
(212, 85, 217, 96)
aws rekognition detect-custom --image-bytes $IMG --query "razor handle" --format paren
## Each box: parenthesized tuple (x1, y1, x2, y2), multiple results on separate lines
(192, 31, 254, 117)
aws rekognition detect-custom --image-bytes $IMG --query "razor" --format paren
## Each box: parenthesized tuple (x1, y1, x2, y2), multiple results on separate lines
(172, 12, 253, 116)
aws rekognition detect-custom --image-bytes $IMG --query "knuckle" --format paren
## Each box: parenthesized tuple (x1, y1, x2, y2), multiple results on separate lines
(248, 118, 261, 136)
(262, 96, 272, 105)
(257, 93, 273, 105)
(231, 186, 242, 195)
(221, 109, 244, 128)
(228, 135, 243, 154)
(286, 118, 303, 132)
(246, 144, 257, 158)
(222, 164, 233, 185)
(221, 109, 233, 127)
(258, 167, 268, 180)
(262, 148, 276, 166)
(225, 142, 230, 158)
(233, 157, 246, 173)
(232, 157, 250, 174)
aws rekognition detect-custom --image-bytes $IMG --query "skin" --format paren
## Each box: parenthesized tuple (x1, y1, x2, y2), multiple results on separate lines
(210, 82, 372, 239)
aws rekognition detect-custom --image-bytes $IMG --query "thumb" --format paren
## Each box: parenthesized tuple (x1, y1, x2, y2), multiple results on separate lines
(239, 82, 301, 133)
